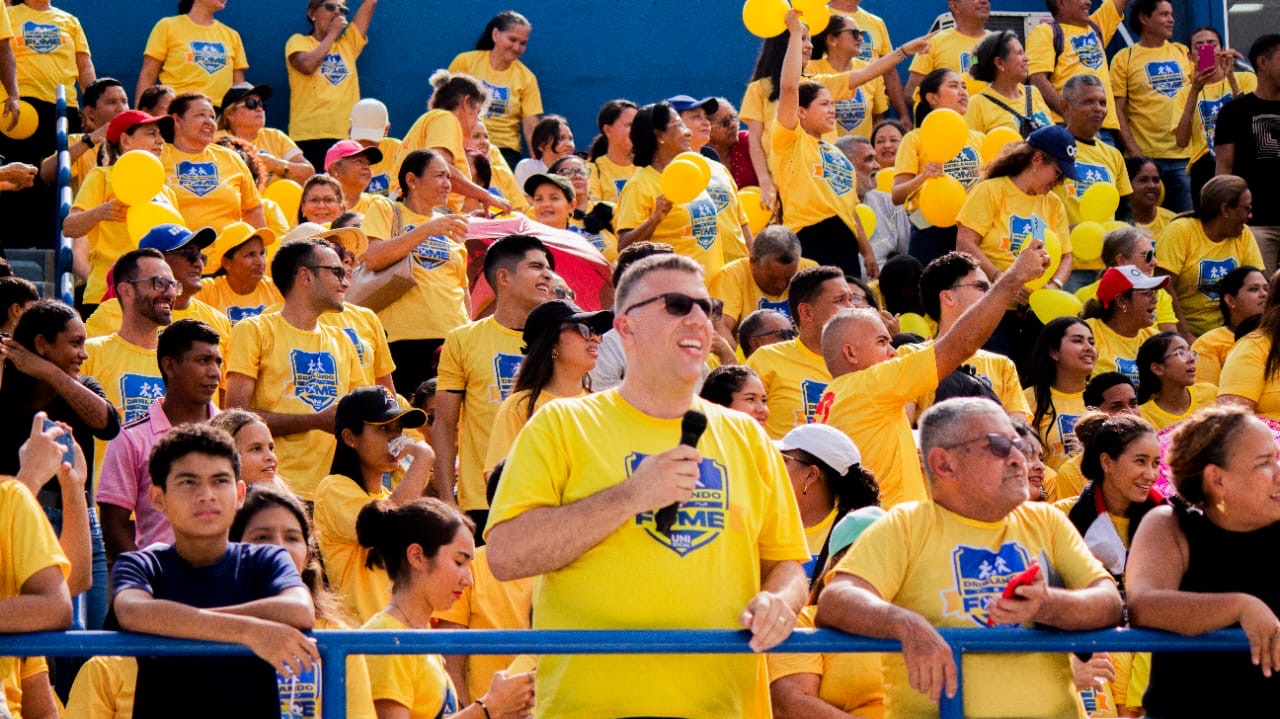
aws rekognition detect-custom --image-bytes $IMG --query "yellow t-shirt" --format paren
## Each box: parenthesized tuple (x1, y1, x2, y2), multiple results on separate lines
(740, 75, 849, 167)
(448, 51, 543, 152)
(362, 612, 459, 718)
(0, 478, 71, 606)
(806, 57, 889, 140)
(226, 312, 364, 500)
(285, 27, 367, 142)
(816, 345, 938, 508)
(436, 316, 526, 511)
(361, 201, 470, 343)
(766, 604, 885, 719)
(745, 338, 832, 440)
(486, 144, 529, 213)
(706, 160, 750, 263)
(830, 5, 893, 63)
(73, 167, 181, 305)
(485, 392, 808, 719)
(49, 131, 102, 198)
(1136, 206, 1176, 239)
(393, 109, 470, 211)
(314, 474, 390, 623)
(1191, 325, 1235, 385)
(1219, 331, 1280, 421)
(362, 136, 402, 197)
(246, 127, 303, 191)
(1055, 139, 1133, 269)
(1110, 42, 1192, 159)
(8, 3, 89, 105)
(909, 27, 989, 86)
(1154, 217, 1263, 337)
(1139, 382, 1217, 431)
(1085, 318, 1157, 383)
(198, 275, 284, 326)
(161, 142, 262, 232)
(483, 388, 584, 477)
(258, 302, 392, 389)
(957, 176, 1071, 273)
(615, 164, 726, 282)
(895, 126, 985, 192)
(1170, 72, 1257, 170)
(1025, 386, 1088, 471)
(710, 256, 816, 325)
(965, 85, 1054, 134)
(1076, 281, 1175, 328)
(81, 334, 164, 478)
(432, 546, 536, 702)
(832, 500, 1111, 719)
(1045, 454, 1087, 503)
(84, 298, 231, 375)
(770, 119, 864, 241)
(588, 154, 636, 205)
(142, 14, 248, 102)
(63, 655, 136, 719)
(1025, 0, 1124, 129)
(913, 346, 1031, 419)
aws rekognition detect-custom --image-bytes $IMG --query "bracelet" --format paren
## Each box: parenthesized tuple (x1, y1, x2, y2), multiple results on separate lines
(896, 47, 908, 60)
(475, 698, 492, 719)
(1046, 278, 1063, 289)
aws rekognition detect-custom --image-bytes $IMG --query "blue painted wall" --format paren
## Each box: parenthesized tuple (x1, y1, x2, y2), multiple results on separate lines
(58, 0, 1221, 152)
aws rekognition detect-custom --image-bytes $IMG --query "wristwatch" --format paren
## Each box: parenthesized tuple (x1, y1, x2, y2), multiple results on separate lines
(79, 135, 94, 150)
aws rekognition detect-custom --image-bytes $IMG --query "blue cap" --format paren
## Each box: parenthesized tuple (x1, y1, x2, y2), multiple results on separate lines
(665, 95, 719, 115)
(139, 223, 216, 253)
(1027, 125, 1080, 181)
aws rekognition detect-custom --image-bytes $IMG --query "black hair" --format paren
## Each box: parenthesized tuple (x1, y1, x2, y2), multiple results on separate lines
(270, 239, 325, 297)
(216, 134, 266, 188)
(178, 0, 195, 13)
(920, 251, 981, 322)
(157, 319, 221, 384)
(789, 447, 881, 589)
(1189, 25, 1223, 46)
(512, 315, 591, 421)
(138, 85, 175, 115)
(871, 119, 906, 146)
(427, 70, 487, 113)
(1257, 270, 1280, 380)
(469, 150, 492, 189)
(589, 99, 638, 161)
(612, 241, 674, 286)
(629, 103, 677, 168)
(112, 248, 166, 291)
(83, 78, 124, 110)
(914, 69, 960, 127)
(1136, 331, 1182, 404)
(0, 276, 39, 324)
(787, 265, 846, 323)
(397, 149, 443, 198)
(1080, 414, 1157, 485)
(984, 143, 1045, 181)
(474, 10, 530, 51)
(1029, 317, 1091, 448)
(969, 31, 1019, 83)
(1083, 371, 1135, 408)
(355, 498, 473, 585)
(410, 378, 437, 410)
(481, 234, 553, 290)
(878, 254, 926, 316)
(332, 212, 363, 229)
(1124, 154, 1158, 186)
(798, 81, 828, 110)
(810, 13, 857, 61)
(848, 275, 881, 311)
(700, 365, 760, 407)
(12, 299, 76, 355)
(530, 115, 569, 161)
(750, 31, 795, 103)
(168, 92, 213, 120)
(486, 459, 506, 508)
(1217, 264, 1265, 329)
(149, 423, 240, 490)
(1128, 0, 1171, 35)
(1250, 34, 1280, 70)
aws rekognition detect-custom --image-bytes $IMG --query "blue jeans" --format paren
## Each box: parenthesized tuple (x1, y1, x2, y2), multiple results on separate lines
(40, 504, 108, 630)
(1154, 158, 1193, 214)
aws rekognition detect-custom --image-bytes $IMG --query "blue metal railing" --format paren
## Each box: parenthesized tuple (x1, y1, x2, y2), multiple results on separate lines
(0, 627, 1248, 719)
(54, 85, 74, 306)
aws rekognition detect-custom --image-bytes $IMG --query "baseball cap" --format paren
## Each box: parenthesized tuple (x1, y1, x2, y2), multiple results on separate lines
(350, 98, 389, 143)
(827, 506, 887, 558)
(220, 82, 273, 112)
(105, 110, 173, 144)
(665, 95, 719, 115)
(775, 424, 863, 475)
(335, 386, 427, 435)
(206, 222, 277, 271)
(1096, 264, 1171, 307)
(139, 224, 216, 253)
(324, 139, 383, 172)
(523, 172, 575, 203)
(521, 299, 613, 352)
(1026, 125, 1080, 181)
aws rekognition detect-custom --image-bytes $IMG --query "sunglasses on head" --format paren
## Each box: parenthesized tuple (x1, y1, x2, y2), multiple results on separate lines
(946, 433, 1035, 460)
(239, 97, 265, 111)
(623, 292, 716, 318)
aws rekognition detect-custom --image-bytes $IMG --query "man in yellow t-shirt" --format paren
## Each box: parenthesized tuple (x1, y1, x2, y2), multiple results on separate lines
(1027, 0, 1127, 138)
(710, 225, 811, 348)
(816, 397, 1122, 719)
(905, 0, 991, 100)
(816, 242, 1048, 507)
(225, 238, 364, 501)
(433, 235, 554, 530)
(485, 253, 809, 718)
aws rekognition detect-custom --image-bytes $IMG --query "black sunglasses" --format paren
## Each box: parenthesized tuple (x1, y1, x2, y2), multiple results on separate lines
(623, 292, 717, 318)
(563, 322, 603, 341)
(752, 327, 798, 342)
(306, 264, 346, 281)
(167, 244, 206, 265)
(320, 2, 348, 13)
(945, 433, 1035, 460)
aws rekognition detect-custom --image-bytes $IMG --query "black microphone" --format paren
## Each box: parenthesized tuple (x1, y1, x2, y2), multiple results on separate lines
(656, 410, 708, 536)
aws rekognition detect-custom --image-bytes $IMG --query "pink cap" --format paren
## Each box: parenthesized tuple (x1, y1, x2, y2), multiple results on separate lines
(323, 139, 383, 172)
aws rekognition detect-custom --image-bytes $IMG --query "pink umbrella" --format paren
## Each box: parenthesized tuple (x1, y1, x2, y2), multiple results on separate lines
(1155, 416, 1280, 498)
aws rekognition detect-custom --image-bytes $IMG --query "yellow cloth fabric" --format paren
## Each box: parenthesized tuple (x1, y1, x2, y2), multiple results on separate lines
(285, 27, 367, 142)
(364, 136, 402, 196)
(965, 85, 1053, 134)
(483, 388, 583, 477)
(766, 604, 885, 719)
(362, 612, 458, 717)
(225, 312, 364, 500)
(771, 119, 864, 240)
(806, 57, 889, 140)
(0, 479, 71, 600)
(485, 391, 808, 719)
(588, 154, 636, 205)
(1139, 382, 1217, 431)
(1154, 217, 1263, 337)
(1085, 318, 1157, 383)
(1171, 72, 1257, 170)
(914, 346, 1031, 419)
(84, 298, 231, 375)
(1026, 386, 1088, 471)
(1219, 331, 1280, 421)
(3, 656, 48, 719)
(803, 508, 839, 577)
(1025, 0, 1123, 129)
(746, 338, 832, 440)
(1076, 281, 1175, 327)
(711, 256, 816, 325)
(436, 316, 526, 511)
(81, 334, 164, 479)
(895, 127, 986, 195)
(1056, 139, 1132, 269)
(197, 275, 284, 326)
(432, 546, 535, 702)
(1136, 206, 1176, 239)
(706, 160, 750, 263)
(320, 303, 395, 387)
(161, 141, 262, 231)
(63, 655, 135, 719)
(957, 176, 1072, 273)
(8, 3, 89, 105)
(314, 474, 390, 623)
(486, 144, 528, 213)
(361, 201, 470, 343)
(615, 164, 726, 282)
(448, 51, 543, 152)
(739, 75, 848, 167)
(1044, 454, 1087, 503)
(49, 131, 101, 198)
(909, 27, 989, 86)
(831, 500, 1110, 719)
(142, 14, 248, 102)
(73, 167, 181, 305)
(1110, 42, 1192, 159)
(831, 5, 893, 63)
(816, 345, 938, 508)
(1191, 325, 1234, 385)
(393, 109, 470, 211)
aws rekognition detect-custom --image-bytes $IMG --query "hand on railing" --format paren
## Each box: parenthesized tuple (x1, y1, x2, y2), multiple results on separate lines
(1070, 652, 1115, 690)
(243, 621, 320, 678)
(899, 613, 957, 704)
(1239, 595, 1280, 678)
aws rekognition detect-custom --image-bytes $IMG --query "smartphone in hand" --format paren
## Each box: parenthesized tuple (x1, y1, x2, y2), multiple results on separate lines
(43, 417, 75, 466)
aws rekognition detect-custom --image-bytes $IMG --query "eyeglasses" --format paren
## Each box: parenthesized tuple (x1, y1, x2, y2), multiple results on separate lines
(949, 280, 991, 293)
(752, 327, 798, 342)
(320, 2, 348, 13)
(304, 194, 342, 205)
(554, 168, 589, 179)
(126, 275, 180, 293)
(1142, 249, 1156, 263)
(714, 115, 740, 129)
(1163, 347, 1198, 362)
(306, 264, 346, 281)
(552, 285, 576, 301)
(623, 292, 715, 318)
(167, 245, 206, 265)
(239, 97, 265, 111)
(563, 322, 603, 341)
(944, 433, 1035, 460)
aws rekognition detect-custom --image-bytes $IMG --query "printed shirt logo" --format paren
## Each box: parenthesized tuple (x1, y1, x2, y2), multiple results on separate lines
(1198, 94, 1231, 156)
(797, 379, 829, 425)
(21, 22, 61, 54)
(320, 53, 349, 86)
(756, 297, 791, 319)
(685, 195, 719, 251)
(278, 667, 318, 719)
(631, 453, 729, 556)
(1031, 110, 1052, 129)
(227, 304, 266, 325)
(1005, 214, 1046, 255)
(959, 51, 975, 74)
(119, 374, 166, 424)
(189, 41, 228, 75)
(437, 684, 457, 718)
(176, 161, 220, 198)
(944, 146, 981, 189)
(835, 88, 868, 133)
(1198, 258, 1237, 300)
(568, 224, 606, 254)
(816, 142, 855, 196)
(1115, 357, 1138, 383)
(1070, 32, 1104, 71)
(1066, 161, 1111, 199)
(940, 542, 1033, 626)
(1057, 413, 1082, 456)
(410, 231, 453, 270)
(613, 177, 628, 195)
(483, 81, 510, 117)
(490, 352, 522, 401)
(1079, 685, 1114, 715)
(1144, 60, 1185, 98)
(366, 173, 390, 195)
(856, 30, 875, 61)
(289, 350, 339, 412)
(706, 177, 733, 214)
(341, 327, 368, 365)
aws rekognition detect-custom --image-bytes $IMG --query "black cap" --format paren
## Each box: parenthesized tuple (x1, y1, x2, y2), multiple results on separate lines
(522, 299, 614, 352)
(220, 82, 273, 112)
(334, 386, 426, 435)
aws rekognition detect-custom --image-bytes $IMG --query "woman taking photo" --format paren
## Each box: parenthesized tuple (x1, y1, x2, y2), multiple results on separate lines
(138, 0, 246, 103)
(513, 114, 574, 188)
(1026, 316, 1097, 471)
(448, 10, 542, 168)
(700, 365, 769, 428)
(1172, 26, 1254, 209)
(1123, 156, 1176, 237)
(297, 173, 346, 226)
(1128, 408, 1280, 717)
(199, 221, 283, 325)
(217, 82, 314, 185)
(162, 92, 265, 230)
(965, 30, 1053, 135)
(360, 149, 471, 392)
(806, 13, 888, 142)
(1191, 264, 1267, 384)
(587, 98, 637, 204)
(1136, 332, 1217, 431)
(1081, 266, 1168, 382)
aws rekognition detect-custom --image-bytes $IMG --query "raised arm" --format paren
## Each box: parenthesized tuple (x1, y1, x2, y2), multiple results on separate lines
(775, 11, 807, 132)
(845, 35, 931, 92)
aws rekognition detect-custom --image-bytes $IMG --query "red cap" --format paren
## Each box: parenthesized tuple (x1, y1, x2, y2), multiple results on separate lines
(105, 110, 172, 144)
(1096, 265, 1171, 307)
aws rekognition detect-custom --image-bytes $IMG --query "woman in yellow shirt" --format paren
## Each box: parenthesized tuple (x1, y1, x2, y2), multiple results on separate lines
(586, 98, 637, 204)
(965, 31, 1053, 135)
(1123, 156, 1176, 235)
(1191, 264, 1268, 385)
(1081, 265, 1168, 381)
(1027, 317, 1098, 470)
(512, 114, 574, 189)
(298, 173, 345, 226)
(448, 11, 541, 167)
(162, 93, 265, 229)
(806, 14, 888, 141)
(357, 497, 534, 719)
(1218, 299, 1280, 421)
(1136, 332, 1218, 431)
(138, 0, 246, 105)
(201, 221, 283, 326)
(550, 155, 618, 260)
(217, 82, 314, 184)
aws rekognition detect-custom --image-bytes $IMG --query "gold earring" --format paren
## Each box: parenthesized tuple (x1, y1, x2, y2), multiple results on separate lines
(551, 348, 560, 359)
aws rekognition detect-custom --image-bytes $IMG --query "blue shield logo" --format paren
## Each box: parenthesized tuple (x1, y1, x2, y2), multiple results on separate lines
(1008, 214, 1046, 255)
(22, 22, 61, 54)
(119, 373, 166, 424)
(1198, 95, 1231, 156)
(1069, 161, 1111, 199)
(1199, 258, 1237, 300)
(227, 304, 266, 325)
(687, 196, 719, 251)
(320, 53, 349, 86)
(856, 30, 875, 61)
(798, 378, 829, 425)
(756, 297, 792, 319)
(366, 173, 390, 195)
(1115, 357, 1138, 383)
(1057, 413, 1082, 455)
(410, 233, 453, 270)
(568, 224, 606, 254)
(818, 142, 855, 196)
(1031, 110, 1052, 129)
(632, 453, 729, 556)
(1070, 32, 1104, 70)
(189, 41, 227, 75)
(944, 543, 1033, 626)
(959, 51, 975, 74)
(706, 178, 732, 213)
(944, 146, 981, 189)
(341, 327, 367, 365)
(835, 88, 868, 133)
(1144, 61, 1185, 98)
(290, 350, 338, 412)
(177, 161, 220, 198)
(493, 352, 522, 401)
(483, 81, 510, 117)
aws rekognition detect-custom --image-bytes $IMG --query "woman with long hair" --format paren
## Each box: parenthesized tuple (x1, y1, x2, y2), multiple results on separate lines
(700, 364, 769, 428)
(1136, 332, 1217, 431)
(587, 99, 638, 204)
(448, 10, 541, 167)
(1191, 264, 1268, 384)
(512, 114, 574, 188)
(965, 30, 1053, 134)
(1219, 271, 1280, 420)
(217, 82, 314, 184)
(1026, 317, 1097, 471)
(162, 92, 266, 230)
(1081, 266, 1169, 382)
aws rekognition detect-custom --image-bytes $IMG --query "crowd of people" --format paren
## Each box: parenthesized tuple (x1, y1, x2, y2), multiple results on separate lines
(0, 0, 1279, 717)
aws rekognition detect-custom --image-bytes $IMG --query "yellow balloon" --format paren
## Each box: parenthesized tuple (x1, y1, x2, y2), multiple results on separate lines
(919, 108, 968, 164)
(738, 187, 772, 234)
(792, 0, 830, 33)
(855, 203, 877, 238)
(1079, 182, 1121, 224)
(112, 150, 167, 207)
(126, 201, 185, 243)
(918, 176, 967, 228)
(660, 159, 708, 204)
(1025, 229, 1064, 290)
(1070, 221, 1105, 262)
(0, 100, 38, 140)
(264, 179, 304, 223)
(673, 151, 712, 188)
(980, 127, 1022, 165)
(742, 0, 788, 38)
(875, 168, 894, 194)
(1029, 288, 1084, 323)
(898, 312, 934, 338)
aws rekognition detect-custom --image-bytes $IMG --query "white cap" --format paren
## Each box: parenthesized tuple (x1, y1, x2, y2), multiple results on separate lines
(350, 98, 389, 143)
(775, 424, 862, 475)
